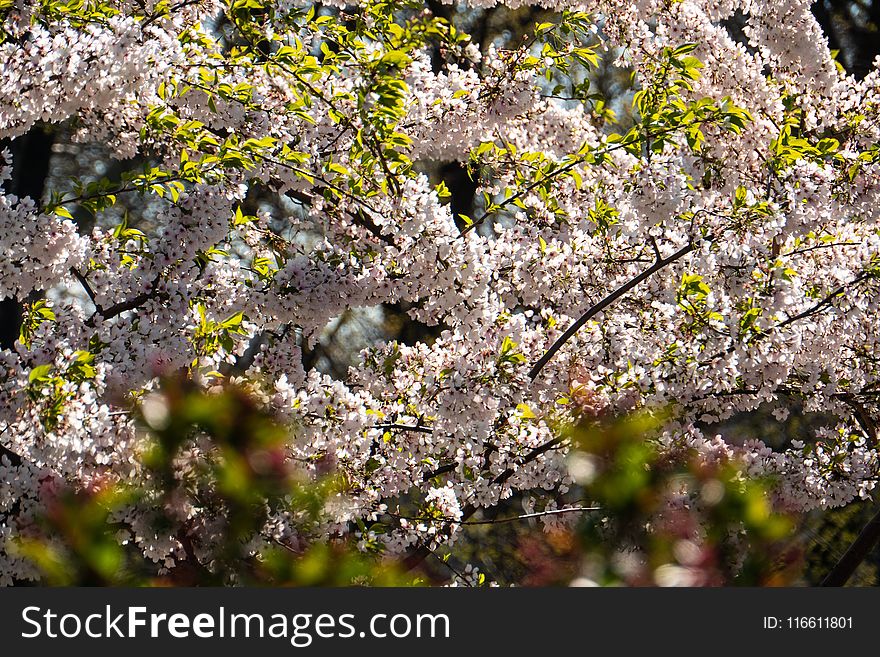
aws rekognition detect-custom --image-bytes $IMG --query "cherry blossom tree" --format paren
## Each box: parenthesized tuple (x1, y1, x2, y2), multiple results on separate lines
(2, 0, 880, 586)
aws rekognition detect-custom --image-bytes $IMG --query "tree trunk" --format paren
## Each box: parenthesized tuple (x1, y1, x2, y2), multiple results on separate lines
(0, 125, 55, 350)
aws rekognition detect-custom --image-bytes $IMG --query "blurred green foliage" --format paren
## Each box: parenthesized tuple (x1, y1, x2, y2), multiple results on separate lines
(14, 377, 413, 586)
(424, 412, 802, 586)
(568, 413, 800, 586)
(14, 381, 805, 587)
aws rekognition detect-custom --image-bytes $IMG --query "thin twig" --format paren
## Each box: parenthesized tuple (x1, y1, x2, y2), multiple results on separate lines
(70, 267, 100, 312)
(389, 506, 600, 527)
(403, 436, 565, 571)
(775, 272, 871, 331)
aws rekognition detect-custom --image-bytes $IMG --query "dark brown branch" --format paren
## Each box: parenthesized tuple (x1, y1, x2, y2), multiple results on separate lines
(141, 0, 201, 28)
(223, 323, 294, 376)
(85, 274, 167, 327)
(775, 272, 871, 331)
(0, 443, 22, 467)
(403, 436, 564, 571)
(459, 125, 708, 237)
(88, 291, 159, 325)
(821, 505, 880, 586)
(423, 463, 457, 480)
(837, 395, 879, 449)
(376, 422, 434, 434)
(70, 267, 100, 311)
(485, 437, 564, 488)
(528, 241, 696, 380)
(285, 188, 394, 246)
(1, 125, 54, 350)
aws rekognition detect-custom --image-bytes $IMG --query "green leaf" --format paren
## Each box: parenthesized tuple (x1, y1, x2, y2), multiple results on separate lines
(517, 403, 537, 419)
(53, 206, 74, 220)
(28, 364, 53, 385)
(435, 180, 451, 202)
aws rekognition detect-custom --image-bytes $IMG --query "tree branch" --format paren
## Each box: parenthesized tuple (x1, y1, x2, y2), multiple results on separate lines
(821, 504, 880, 586)
(70, 267, 100, 312)
(376, 422, 434, 434)
(403, 436, 565, 571)
(0, 443, 22, 467)
(85, 276, 167, 327)
(775, 272, 872, 332)
(390, 505, 599, 527)
(528, 241, 696, 380)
